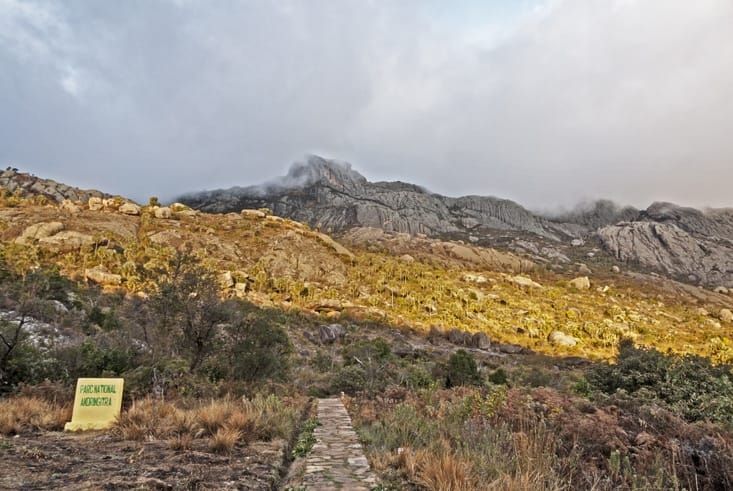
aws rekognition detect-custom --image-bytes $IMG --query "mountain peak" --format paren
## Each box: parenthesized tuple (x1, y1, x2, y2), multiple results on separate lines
(283, 155, 367, 191)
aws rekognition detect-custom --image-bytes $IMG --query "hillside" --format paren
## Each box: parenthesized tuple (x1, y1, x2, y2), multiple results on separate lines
(0, 187, 731, 362)
(1, 173, 732, 489)
(180, 155, 733, 288)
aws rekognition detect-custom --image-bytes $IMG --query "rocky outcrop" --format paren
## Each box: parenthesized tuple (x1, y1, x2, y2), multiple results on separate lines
(0, 168, 106, 203)
(597, 221, 733, 287)
(175, 157, 733, 288)
(179, 155, 572, 240)
(341, 227, 534, 273)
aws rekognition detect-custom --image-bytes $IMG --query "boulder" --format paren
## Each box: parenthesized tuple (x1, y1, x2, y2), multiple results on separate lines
(119, 202, 141, 215)
(241, 209, 266, 218)
(462, 273, 488, 284)
(569, 276, 591, 290)
(39, 231, 94, 251)
(471, 332, 491, 350)
(318, 324, 346, 344)
(611, 265, 621, 273)
(153, 206, 172, 219)
(88, 197, 103, 211)
(577, 263, 592, 275)
(548, 330, 579, 347)
(714, 286, 729, 295)
(60, 199, 81, 214)
(218, 271, 235, 289)
(15, 221, 64, 244)
(447, 328, 470, 345)
(509, 275, 543, 289)
(720, 309, 733, 323)
(85, 266, 122, 285)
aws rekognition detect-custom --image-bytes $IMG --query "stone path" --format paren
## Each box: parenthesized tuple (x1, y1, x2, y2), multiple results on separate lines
(299, 397, 378, 490)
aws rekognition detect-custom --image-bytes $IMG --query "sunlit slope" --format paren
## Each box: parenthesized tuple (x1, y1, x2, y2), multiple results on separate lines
(1, 194, 731, 363)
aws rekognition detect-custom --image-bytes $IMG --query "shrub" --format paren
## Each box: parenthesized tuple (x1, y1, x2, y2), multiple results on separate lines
(587, 339, 733, 424)
(224, 312, 292, 382)
(446, 350, 481, 387)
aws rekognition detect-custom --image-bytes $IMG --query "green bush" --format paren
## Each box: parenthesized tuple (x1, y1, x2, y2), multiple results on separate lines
(224, 313, 292, 382)
(446, 349, 482, 387)
(331, 364, 368, 394)
(588, 340, 733, 424)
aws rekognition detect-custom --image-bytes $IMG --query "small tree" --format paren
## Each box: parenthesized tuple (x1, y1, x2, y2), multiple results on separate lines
(147, 250, 229, 371)
(0, 269, 54, 391)
(446, 349, 481, 387)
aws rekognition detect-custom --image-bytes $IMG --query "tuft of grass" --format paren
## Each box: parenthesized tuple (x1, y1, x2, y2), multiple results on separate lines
(111, 395, 304, 453)
(114, 397, 177, 441)
(291, 418, 319, 458)
(168, 433, 193, 451)
(417, 452, 474, 491)
(208, 427, 241, 454)
(196, 400, 233, 436)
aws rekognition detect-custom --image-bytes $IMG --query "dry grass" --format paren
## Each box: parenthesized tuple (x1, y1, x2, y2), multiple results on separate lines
(114, 397, 177, 441)
(0, 396, 72, 435)
(396, 447, 476, 491)
(196, 400, 233, 436)
(208, 427, 241, 454)
(112, 395, 300, 453)
(168, 433, 193, 451)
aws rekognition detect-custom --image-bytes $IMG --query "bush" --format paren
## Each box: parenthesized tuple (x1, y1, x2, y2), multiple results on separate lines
(223, 313, 292, 382)
(588, 339, 733, 424)
(446, 350, 481, 387)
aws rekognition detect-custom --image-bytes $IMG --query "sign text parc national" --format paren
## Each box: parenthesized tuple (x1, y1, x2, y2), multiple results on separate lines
(65, 378, 124, 431)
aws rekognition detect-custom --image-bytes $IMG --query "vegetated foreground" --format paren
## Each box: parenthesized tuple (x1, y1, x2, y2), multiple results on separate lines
(0, 192, 732, 489)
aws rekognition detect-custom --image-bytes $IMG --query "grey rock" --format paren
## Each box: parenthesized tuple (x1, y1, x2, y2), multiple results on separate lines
(176, 156, 733, 289)
(15, 221, 65, 244)
(179, 155, 575, 240)
(153, 206, 172, 219)
(0, 168, 105, 203)
(119, 202, 141, 215)
(598, 221, 733, 288)
(447, 328, 470, 346)
(471, 332, 491, 350)
(318, 324, 346, 344)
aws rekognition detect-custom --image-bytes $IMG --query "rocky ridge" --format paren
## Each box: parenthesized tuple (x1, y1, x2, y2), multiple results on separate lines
(180, 156, 733, 288)
(0, 168, 106, 204)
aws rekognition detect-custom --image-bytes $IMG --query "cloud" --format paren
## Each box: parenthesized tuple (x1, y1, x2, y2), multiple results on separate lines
(1, 0, 732, 209)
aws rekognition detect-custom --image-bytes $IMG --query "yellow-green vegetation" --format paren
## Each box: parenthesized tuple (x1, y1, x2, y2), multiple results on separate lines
(0, 196, 731, 364)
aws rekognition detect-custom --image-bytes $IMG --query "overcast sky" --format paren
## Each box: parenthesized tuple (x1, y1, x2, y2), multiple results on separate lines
(2, 0, 732, 210)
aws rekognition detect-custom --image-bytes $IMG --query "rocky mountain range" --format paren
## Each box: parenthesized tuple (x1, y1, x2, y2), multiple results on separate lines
(180, 155, 733, 288)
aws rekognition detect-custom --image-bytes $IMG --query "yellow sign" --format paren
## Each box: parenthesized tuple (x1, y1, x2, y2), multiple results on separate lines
(65, 378, 124, 431)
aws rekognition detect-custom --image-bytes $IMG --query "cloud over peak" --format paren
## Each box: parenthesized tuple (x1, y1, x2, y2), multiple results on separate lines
(1, 0, 731, 209)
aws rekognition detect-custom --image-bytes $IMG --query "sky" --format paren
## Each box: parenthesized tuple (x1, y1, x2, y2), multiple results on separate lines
(1, 0, 732, 210)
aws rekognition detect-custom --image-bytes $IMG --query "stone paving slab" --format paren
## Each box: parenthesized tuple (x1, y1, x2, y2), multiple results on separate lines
(299, 397, 378, 490)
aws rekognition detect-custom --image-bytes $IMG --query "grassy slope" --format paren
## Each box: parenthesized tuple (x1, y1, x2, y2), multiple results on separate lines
(0, 197, 731, 365)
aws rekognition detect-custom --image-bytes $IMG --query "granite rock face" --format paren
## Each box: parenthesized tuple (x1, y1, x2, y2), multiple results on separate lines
(180, 156, 580, 240)
(597, 220, 733, 288)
